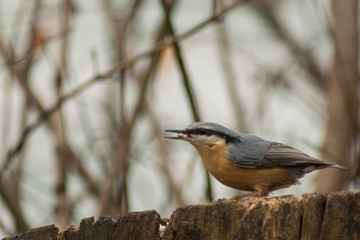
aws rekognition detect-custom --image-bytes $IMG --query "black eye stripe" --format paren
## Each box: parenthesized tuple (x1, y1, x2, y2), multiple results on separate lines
(186, 128, 241, 144)
(187, 128, 213, 136)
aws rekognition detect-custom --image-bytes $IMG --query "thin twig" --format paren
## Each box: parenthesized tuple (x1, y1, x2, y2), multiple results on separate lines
(1, 0, 246, 176)
(215, 20, 248, 132)
(99, 0, 182, 214)
(0, 0, 42, 233)
(160, 0, 200, 121)
(98, 0, 145, 214)
(146, 101, 186, 207)
(160, 0, 216, 201)
(52, 0, 73, 228)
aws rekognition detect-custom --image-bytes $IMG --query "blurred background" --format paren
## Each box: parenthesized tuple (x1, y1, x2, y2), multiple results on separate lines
(0, 0, 358, 236)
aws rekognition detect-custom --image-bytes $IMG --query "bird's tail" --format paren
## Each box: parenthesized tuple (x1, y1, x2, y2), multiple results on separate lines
(328, 164, 351, 171)
(301, 163, 351, 175)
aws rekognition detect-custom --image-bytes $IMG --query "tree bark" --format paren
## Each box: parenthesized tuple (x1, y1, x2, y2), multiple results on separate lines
(5, 192, 360, 240)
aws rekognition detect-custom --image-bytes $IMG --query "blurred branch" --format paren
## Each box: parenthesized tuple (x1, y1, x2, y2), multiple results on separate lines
(10, 0, 30, 49)
(0, 0, 43, 233)
(212, 0, 219, 16)
(160, 0, 200, 122)
(316, 0, 359, 192)
(1, 0, 245, 193)
(98, 0, 145, 214)
(146, 102, 186, 207)
(0, 0, 99, 231)
(0, 182, 29, 232)
(215, 19, 248, 132)
(52, 0, 73, 228)
(250, 0, 324, 89)
(100, 0, 180, 215)
(160, 0, 216, 202)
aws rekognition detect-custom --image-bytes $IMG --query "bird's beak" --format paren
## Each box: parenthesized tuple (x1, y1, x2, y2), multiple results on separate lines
(164, 129, 189, 140)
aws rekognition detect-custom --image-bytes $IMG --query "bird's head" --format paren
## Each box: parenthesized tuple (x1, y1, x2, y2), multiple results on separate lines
(165, 122, 238, 148)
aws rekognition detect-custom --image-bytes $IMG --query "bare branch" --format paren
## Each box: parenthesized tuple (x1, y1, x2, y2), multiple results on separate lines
(1, 0, 246, 177)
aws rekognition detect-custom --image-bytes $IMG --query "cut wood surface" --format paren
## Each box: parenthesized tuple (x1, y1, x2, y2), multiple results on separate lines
(3, 191, 360, 240)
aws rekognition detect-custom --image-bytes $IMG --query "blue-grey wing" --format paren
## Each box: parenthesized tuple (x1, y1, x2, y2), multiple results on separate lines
(227, 140, 329, 168)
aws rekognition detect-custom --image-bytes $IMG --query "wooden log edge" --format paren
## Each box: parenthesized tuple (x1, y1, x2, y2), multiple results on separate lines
(3, 191, 360, 240)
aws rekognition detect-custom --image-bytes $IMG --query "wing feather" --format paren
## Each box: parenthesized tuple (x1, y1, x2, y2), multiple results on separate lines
(229, 141, 335, 168)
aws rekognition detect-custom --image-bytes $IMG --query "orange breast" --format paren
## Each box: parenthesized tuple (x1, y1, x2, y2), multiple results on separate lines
(193, 140, 297, 194)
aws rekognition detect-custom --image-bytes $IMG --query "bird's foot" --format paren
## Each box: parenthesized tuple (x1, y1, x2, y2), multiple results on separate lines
(230, 193, 256, 200)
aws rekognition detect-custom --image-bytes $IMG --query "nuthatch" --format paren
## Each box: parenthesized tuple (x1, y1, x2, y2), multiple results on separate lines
(165, 122, 348, 197)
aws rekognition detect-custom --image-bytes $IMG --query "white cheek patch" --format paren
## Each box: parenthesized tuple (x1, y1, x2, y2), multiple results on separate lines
(189, 135, 224, 146)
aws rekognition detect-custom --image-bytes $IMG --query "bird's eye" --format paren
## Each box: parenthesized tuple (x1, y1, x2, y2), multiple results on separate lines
(199, 129, 207, 135)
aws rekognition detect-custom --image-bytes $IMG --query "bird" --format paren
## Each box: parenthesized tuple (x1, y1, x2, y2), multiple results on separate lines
(165, 122, 348, 198)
